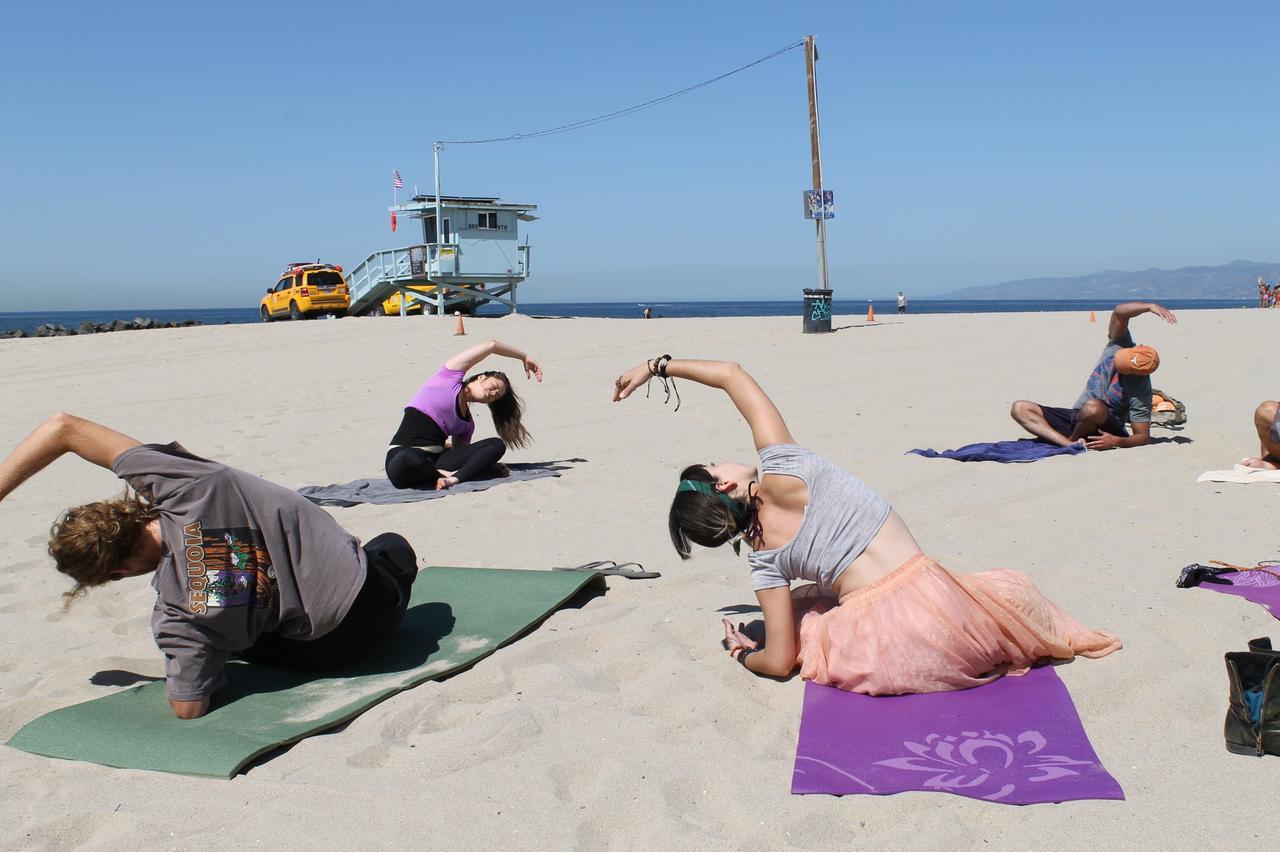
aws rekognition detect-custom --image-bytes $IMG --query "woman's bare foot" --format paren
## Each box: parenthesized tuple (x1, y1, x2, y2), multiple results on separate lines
(1241, 456, 1280, 470)
(435, 475, 460, 490)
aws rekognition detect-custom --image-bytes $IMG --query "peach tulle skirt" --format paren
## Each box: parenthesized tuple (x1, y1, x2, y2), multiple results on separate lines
(795, 552, 1121, 695)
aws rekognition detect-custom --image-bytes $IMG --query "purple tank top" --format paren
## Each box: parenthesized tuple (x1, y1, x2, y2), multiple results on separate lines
(407, 366, 475, 445)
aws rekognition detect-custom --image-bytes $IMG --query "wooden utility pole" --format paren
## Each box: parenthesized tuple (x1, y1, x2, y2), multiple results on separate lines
(805, 35, 829, 290)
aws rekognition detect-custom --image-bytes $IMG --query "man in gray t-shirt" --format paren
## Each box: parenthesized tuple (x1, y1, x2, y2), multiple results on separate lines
(113, 442, 375, 704)
(1010, 302, 1177, 450)
(0, 414, 417, 719)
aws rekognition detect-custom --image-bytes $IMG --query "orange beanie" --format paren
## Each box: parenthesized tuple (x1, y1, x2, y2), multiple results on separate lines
(1114, 345, 1160, 375)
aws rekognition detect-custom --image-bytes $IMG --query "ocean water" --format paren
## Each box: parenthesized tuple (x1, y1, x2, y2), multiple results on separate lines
(0, 298, 1254, 335)
(490, 297, 1253, 320)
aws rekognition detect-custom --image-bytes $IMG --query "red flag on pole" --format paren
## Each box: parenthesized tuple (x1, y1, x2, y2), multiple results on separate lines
(390, 211, 398, 232)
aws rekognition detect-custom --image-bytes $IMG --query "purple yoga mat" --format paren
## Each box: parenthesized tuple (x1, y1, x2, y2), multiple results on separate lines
(1198, 570, 1280, 619)
(792, 666, 1123, 804)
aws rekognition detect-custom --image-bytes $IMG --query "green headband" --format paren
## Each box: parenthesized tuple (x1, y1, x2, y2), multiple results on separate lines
(677, 479, 728, 503)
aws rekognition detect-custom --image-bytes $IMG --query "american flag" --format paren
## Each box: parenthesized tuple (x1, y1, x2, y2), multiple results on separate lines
(392, 170, 404, 189)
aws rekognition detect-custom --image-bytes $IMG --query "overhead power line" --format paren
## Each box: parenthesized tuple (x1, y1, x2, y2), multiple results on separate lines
(439, 39, 806, 145)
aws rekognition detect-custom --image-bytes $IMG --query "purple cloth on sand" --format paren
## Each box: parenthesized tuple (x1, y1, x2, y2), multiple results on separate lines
(908, 439, 1084, 463)
(792, 666, 1123, 804)
(1196, 570, 1280, 619)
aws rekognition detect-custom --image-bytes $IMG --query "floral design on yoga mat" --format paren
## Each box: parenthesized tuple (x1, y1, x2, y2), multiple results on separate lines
(874, 730, 1094, 801)
(1225, 569, 1280, 588)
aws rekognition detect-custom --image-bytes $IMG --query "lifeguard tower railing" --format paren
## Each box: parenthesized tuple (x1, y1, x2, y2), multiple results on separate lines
(346, 243, 530, 317)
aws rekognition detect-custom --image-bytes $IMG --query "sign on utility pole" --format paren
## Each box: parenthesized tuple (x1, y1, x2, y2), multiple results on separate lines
(804, 189, 834, 220)
(802, 35, 833, 333)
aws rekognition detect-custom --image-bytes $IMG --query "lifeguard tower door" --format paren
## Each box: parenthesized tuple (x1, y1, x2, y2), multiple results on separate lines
(422, 216, 452, 244)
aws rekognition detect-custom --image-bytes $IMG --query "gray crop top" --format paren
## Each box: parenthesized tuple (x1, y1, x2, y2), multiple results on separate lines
(747, 444, 893, 593)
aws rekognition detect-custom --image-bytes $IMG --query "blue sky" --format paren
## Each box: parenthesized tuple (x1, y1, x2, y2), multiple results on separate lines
(0, 1, 1276, 309)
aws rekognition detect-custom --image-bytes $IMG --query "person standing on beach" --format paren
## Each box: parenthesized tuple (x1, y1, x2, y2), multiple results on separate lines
(643, 306, 652, 319)
(385, 338, 541, 491)
(897, 291, 907, 314)
(1260, 278, 1270, 308)
(0, 414, 419, 719)
(1242, 401, 1280, 469)
(1009, 302, 1176, 450)
(609, 357, 1119, 694)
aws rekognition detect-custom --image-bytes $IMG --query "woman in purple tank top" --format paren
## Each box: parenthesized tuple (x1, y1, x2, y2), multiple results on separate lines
(386, 339, 542, 491)
(611, 357, 1120, 696)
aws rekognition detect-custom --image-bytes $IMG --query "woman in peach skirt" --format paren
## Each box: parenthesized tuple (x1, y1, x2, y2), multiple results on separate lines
(611, 357, 1120, 695)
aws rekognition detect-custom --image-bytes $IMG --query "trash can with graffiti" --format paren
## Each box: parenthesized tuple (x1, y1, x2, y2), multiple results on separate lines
(802, 288, 833, 334)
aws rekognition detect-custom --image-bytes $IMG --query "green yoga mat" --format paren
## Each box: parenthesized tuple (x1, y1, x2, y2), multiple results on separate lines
(8, 566, 603, 778)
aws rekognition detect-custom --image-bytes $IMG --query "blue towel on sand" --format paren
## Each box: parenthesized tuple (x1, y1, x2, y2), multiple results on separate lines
(907, 438, 1085, 463)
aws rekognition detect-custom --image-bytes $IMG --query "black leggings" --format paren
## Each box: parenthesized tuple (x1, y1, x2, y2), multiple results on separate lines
(384, 438, 506, 489)
(241, 532, 418, 672)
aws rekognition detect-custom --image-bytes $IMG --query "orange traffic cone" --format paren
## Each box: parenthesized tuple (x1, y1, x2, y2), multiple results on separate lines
(454, 311, 466, 336)
(867, 302, 876, 322)
(1089, 310, 1096, 323)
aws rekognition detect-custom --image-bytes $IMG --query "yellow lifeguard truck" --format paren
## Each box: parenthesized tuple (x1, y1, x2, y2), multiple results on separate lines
(373, 285, 439, 316)
(260, 262, 350, 321)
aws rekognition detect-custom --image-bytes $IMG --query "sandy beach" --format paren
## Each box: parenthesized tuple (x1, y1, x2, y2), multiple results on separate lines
(0, 308, 1274, 849)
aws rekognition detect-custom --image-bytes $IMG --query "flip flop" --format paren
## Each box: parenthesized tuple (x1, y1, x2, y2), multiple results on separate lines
(1175, 562, 1234, 588)
(552, 560, 661, 579)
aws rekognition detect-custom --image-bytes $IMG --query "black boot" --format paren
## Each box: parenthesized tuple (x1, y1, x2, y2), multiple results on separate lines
(1247, 637, 1280, 656)
(1224, 649, 1280, 756)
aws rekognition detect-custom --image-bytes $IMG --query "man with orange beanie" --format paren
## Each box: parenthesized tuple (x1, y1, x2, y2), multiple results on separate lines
(1010, 302, 1177, 450)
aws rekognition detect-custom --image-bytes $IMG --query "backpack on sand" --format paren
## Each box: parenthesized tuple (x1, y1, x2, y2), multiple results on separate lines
(1151, 389, 1187, 429)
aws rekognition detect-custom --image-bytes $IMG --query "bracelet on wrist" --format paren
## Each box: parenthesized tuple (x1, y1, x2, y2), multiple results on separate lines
(736, 647, 757, 669)
(643, 354, 681, 412)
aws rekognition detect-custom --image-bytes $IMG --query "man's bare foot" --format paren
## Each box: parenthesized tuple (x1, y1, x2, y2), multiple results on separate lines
(435, 475, 460, 490)
(1241, 456, 1280, 470)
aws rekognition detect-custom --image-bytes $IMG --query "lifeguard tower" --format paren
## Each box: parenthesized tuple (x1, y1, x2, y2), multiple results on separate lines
(346, 194, 538, 316)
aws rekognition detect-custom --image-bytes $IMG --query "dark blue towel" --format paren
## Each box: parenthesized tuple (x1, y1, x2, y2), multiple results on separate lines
(907, 438, 1085, 463)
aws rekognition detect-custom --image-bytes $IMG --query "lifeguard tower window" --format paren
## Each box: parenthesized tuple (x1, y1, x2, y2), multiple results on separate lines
(476, 212, 498, 229)
(424, 216, 452, 244)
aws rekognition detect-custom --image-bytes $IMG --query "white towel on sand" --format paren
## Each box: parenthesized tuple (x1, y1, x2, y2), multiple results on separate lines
(1197, 464, 1280, 484)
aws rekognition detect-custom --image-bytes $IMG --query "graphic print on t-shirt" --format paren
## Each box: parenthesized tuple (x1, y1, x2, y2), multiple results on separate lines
(1084, 355, 1124, 412)
(182, 521, 276, 614)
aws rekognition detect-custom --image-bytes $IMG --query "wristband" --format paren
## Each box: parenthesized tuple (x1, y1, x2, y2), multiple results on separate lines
(644, 354, 681, 412)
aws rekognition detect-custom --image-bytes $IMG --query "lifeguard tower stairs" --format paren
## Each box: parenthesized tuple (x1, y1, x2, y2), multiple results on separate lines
(346, 195, 538, 317)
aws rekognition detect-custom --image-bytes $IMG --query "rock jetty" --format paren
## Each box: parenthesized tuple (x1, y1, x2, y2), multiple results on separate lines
(0, 317, 204, 339)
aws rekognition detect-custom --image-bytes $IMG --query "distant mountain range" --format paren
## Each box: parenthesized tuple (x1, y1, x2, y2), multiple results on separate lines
(942, 260, 1279, 300)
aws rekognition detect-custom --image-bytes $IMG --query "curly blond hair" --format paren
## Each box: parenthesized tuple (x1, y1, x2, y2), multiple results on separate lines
(48, 489, 158, 605)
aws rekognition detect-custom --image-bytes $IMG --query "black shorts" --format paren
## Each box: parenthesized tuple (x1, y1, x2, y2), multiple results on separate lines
(1040, 405, 1130, 439)
(241, 532, 418, 672)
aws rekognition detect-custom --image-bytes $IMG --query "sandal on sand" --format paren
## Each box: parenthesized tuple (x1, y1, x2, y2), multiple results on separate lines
(553, 560, 661, 579)
(1176, 562, 1234, 588)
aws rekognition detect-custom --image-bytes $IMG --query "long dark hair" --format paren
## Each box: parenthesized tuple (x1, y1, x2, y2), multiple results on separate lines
(466, 370, 531, 449)
(668, 464, 740, 559)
